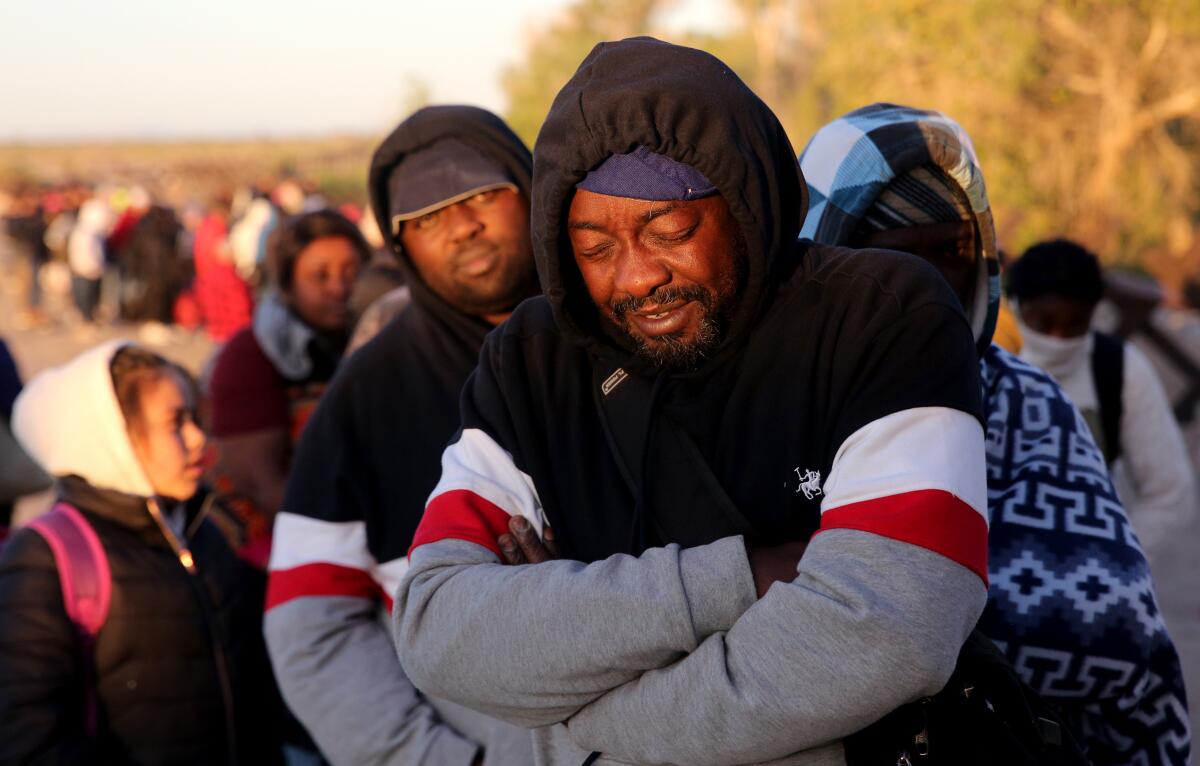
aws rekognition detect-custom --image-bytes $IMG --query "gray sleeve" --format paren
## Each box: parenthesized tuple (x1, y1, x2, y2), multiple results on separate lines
(393, 534, 758, 729)
(264, 595, 481, 766)
(563, 530, 987, 766)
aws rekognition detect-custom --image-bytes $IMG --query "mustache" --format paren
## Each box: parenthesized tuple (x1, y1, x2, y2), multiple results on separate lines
(611, 285, 713, 323)
(451, 241, 501, 267)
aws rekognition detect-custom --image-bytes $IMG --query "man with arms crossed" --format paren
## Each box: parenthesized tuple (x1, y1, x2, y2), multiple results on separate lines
(394, 39, 988, 765)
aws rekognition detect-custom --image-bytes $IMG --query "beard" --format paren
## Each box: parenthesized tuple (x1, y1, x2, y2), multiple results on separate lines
(603, 284, 727, 369)
(601, 242, 746, 370)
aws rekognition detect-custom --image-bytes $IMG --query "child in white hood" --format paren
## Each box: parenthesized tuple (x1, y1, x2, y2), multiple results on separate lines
(0, 341, 284, 764)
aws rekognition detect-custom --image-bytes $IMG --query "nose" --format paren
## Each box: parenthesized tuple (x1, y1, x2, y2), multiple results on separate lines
(442, 202, 485, 244)
(613, 247, 671, 302)
(183, 418, 206, 455)
(325, 271, 353, 302)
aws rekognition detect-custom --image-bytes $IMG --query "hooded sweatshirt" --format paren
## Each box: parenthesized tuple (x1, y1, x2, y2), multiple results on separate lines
(0, 341, 283, 764)
(263, 106, 536, 766)
(394, 38, 989, 766)
(800, 103, 1190, 766)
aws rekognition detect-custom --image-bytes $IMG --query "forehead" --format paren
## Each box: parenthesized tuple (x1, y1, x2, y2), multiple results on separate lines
(138, 368, 193, 411)
(568, 189, 713, 230)
(1021, 293, 1093, 316)
(296, 236, 361, 265)
(856, 221, 975, 253)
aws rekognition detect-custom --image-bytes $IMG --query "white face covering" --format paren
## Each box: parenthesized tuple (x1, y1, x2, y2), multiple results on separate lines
(1016, 319, 1090, 381)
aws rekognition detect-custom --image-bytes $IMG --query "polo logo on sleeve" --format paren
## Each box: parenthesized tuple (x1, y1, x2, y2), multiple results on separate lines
(795, 468, 823, 500)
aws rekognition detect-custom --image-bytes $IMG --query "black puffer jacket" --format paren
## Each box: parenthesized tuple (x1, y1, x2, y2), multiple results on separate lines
(0, 477, 284, 765)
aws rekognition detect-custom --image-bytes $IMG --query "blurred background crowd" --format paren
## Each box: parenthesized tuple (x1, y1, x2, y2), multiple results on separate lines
(0, 177, 391, 342)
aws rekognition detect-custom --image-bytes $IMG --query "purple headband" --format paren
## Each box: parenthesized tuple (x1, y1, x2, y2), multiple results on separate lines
(577, 146, 717, 201)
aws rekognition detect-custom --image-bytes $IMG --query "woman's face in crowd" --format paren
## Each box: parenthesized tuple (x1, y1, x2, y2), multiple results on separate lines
(128, 369, 206, 501)
(286, 236, 363, 332)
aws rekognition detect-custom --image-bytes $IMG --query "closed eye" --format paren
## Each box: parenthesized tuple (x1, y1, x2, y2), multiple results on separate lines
(649, 224, 697, 244)
(579, 242, 614, 259)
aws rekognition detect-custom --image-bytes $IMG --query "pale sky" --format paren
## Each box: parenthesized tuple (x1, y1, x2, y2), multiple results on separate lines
(0, 0, 729, 142)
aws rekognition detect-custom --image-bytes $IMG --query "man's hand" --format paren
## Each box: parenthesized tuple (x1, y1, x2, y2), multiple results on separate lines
(746, 540, 808, 599)
(498, 515, 560, 564)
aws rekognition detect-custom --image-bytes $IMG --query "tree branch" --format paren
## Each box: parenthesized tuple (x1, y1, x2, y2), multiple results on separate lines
(1132, 87, 1200, 135)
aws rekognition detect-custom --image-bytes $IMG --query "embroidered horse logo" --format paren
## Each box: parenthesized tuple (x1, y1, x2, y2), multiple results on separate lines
(795, 468, 823, 500)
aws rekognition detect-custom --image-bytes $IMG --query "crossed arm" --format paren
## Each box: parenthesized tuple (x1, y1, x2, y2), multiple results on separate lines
(394, 409, 990, 764)
(396, 522, 983, 765)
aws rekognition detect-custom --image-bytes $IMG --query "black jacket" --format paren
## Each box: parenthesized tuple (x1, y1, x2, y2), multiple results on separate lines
(282, 105, 534, 568)
(454, 37, 983, 561)
(394, 39, 993, 766)
(0, 478, 283, 765)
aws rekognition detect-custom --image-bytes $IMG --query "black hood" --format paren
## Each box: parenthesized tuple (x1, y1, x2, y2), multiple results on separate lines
(531, 37, 807, 372)
(368, 105, 533, 333)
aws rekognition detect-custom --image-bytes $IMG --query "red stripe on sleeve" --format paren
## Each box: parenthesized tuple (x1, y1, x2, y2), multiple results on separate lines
(409, 489, 512, 558)
(265, 562, 383, 611)
(817, 489, 988, 586)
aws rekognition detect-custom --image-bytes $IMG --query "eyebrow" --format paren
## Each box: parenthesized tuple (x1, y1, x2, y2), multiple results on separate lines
(567, 203, 687, 231)
(567, 220, 604, 231)
(641, 203, 683, 222)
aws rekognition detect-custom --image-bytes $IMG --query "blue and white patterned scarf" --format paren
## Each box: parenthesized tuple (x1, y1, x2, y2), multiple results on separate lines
(800, 103, 1190, 765)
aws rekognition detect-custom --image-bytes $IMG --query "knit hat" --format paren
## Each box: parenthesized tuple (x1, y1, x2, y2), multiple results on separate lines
(577, 146, 717, 201)
(860, 164, 973, 232)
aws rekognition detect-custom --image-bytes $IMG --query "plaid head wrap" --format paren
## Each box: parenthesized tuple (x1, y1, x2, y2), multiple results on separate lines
(798, 103, 1000, 350)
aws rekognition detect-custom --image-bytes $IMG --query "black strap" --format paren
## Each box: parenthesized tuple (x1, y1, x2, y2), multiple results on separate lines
(593, 364, 757, 553)
(1091, 332, 1125, 464)
(592, 366, 656, 497)
(592, 364, 665, 553)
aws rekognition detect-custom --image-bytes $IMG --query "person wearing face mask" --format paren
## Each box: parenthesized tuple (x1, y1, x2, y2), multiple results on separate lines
(1009, 239, 1196, 563)
(207, 209, 370, 568)
(0, 341, 284, 764)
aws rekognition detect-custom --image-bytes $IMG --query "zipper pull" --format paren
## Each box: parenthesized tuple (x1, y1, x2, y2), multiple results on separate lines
(147, 497, 199, 575)
(914, 728, 930, 757)
(177, 548, 197, 574)
(914, 698, 930, 757)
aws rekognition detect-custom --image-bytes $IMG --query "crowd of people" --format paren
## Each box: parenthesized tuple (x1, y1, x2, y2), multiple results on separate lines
(0, 177, 398, 345)
(0, 37, 1197, 766)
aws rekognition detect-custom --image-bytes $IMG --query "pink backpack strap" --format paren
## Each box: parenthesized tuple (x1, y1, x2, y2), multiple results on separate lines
(28, 502, 111, 736)
(28, 503, 112, 638)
